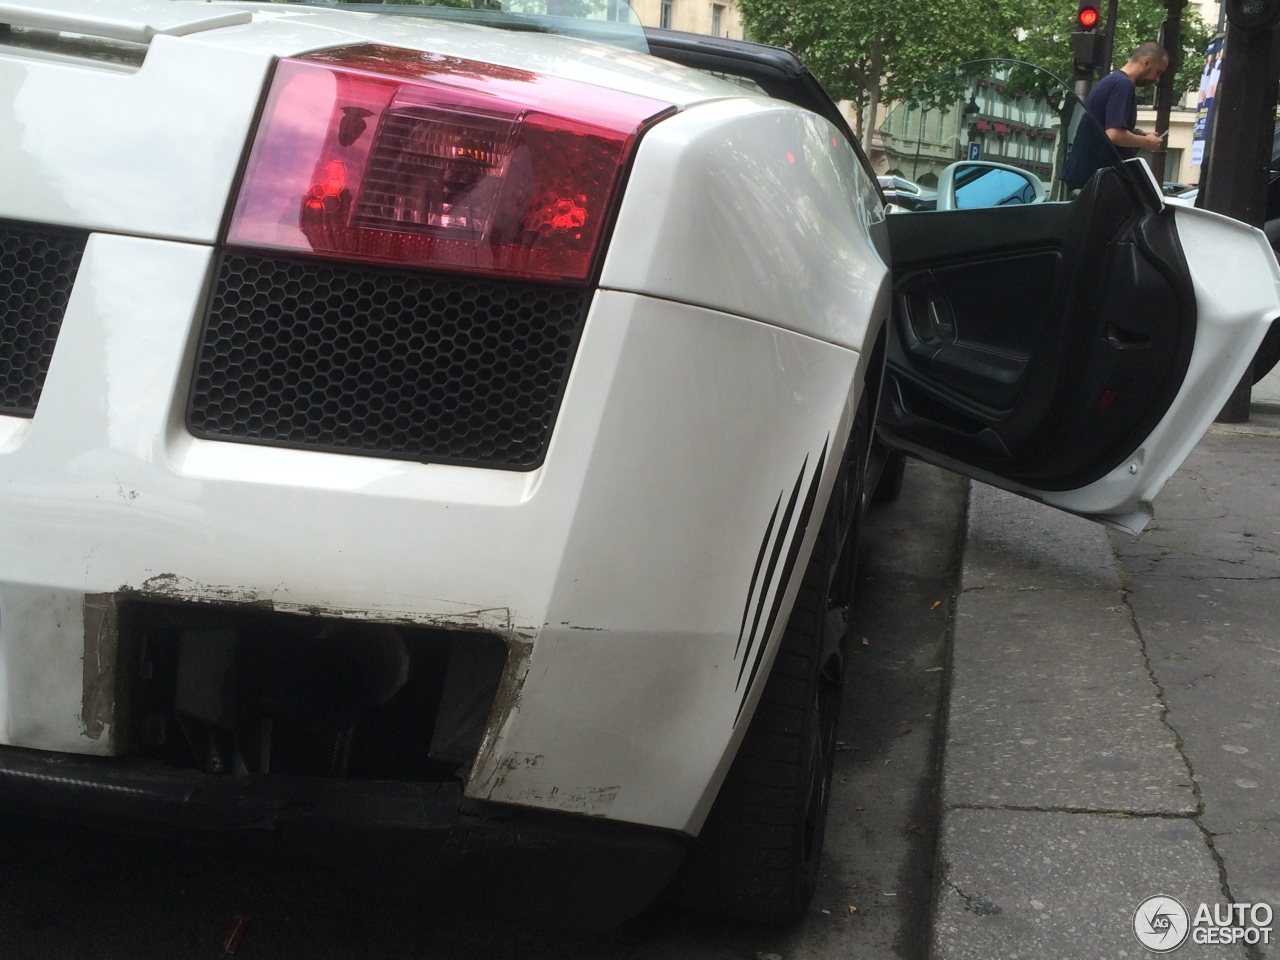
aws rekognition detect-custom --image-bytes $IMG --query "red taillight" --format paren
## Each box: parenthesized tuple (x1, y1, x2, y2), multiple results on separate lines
(227, 46, 671, 284)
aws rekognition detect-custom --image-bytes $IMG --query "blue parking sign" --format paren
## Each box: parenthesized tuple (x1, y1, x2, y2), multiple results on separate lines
(968, 141, 981, 161)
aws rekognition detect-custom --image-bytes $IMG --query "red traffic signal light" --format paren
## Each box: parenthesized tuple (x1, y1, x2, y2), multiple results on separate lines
(1077, 3, 1100, 28)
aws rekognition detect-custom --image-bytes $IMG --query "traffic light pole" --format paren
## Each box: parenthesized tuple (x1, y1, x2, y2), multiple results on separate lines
(1072, 1, 1103, 95)
(1100, 0, 1120, 73)
(1071, 70, 1092, 100)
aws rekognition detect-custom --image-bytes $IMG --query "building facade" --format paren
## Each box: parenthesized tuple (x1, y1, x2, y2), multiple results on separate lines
(869, 70, 1065, 192)
(628, 0, 745, 38)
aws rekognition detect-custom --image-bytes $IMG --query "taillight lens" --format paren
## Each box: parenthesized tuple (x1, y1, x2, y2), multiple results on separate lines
(227, 46, 671, 284)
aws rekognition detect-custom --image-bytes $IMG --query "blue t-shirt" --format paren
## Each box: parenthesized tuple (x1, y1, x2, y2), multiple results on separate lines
(1061, 70, 1136, 187)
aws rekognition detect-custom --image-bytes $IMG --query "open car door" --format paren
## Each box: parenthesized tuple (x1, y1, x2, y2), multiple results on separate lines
(874, 62, 1280, 533)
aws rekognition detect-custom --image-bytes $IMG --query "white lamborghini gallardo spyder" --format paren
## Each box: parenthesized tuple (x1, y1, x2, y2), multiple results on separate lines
(0, 0, 1276, 924)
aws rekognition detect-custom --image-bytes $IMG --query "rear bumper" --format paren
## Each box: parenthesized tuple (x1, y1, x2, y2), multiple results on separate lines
(0, 743, 461, 833)
(0, 744, 685, 928)
(0, 233, 864, 835)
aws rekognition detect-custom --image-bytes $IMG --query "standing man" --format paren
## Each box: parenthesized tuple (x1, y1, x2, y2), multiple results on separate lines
(1061, 43, 1170, 192)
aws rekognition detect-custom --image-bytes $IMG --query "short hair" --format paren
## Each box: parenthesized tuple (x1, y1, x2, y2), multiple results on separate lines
(1131, 41, 1169, 63)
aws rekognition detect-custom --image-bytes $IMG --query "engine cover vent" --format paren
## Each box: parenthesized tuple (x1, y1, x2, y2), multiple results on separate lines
(187, 253, 589, 469)
(0, 221, 88, 416)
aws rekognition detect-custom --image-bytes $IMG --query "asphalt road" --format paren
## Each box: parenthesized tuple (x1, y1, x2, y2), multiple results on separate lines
(0, 462, 967, 960)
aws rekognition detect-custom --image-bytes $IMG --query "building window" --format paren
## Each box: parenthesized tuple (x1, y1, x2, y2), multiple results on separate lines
(711, 3, 724, 35)
(660, 0, 672, 28)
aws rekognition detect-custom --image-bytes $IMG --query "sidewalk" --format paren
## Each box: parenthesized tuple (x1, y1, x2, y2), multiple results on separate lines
(930, 372, 1280, 959)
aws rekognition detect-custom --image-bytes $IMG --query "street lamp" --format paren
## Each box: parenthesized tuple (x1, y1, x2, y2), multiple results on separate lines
(962, 95, 980, 156)
(911, 101, 932, 179)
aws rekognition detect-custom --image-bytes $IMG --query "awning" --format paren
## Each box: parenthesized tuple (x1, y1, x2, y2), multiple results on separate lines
(993, 122, 1010, 135)
(975, 119, 991, 132)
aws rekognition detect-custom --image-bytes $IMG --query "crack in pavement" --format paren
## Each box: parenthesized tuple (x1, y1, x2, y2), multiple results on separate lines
(1114, 558, 1267, 960)
(947, 882, 1002, 917)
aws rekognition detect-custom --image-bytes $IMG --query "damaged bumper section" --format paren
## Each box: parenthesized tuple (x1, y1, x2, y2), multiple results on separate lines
(5, 596, 684, 928)
(87, 596, 508, 783)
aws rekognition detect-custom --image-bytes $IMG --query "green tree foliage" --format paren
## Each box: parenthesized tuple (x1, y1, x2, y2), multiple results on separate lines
(735, 0, 1023, 132)
(737, 0, 1213, 130)
(1013, 0, 1212, 99)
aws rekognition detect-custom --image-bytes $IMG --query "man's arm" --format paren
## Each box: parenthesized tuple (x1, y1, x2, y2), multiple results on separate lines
(1107, 127, 1165, 150)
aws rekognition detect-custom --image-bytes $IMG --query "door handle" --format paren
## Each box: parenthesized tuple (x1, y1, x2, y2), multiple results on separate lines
(1106, 322, 1151, 349)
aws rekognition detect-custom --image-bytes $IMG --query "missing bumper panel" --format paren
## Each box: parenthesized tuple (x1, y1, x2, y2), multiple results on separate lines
(89, 597, 508, 784)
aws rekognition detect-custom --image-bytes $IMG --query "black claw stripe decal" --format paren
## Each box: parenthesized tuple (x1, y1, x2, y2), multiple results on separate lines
(734, 493, 782, 661)
(736, 459, 806, 690)
(733, 435, 831, 726)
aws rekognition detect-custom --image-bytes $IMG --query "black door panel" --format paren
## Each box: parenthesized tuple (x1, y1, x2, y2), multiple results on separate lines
(895, 249, 1063, 410)
(879, 166, 1196, 492)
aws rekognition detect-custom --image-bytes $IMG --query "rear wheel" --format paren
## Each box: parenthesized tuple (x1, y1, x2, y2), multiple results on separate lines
(678, 409, 868, 922)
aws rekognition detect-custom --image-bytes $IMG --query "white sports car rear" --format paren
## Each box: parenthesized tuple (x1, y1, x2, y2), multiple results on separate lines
(0, 0, 1276, 924)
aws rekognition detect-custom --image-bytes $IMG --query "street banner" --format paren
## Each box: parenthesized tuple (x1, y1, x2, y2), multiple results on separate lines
(1191, 37, 1225, 167)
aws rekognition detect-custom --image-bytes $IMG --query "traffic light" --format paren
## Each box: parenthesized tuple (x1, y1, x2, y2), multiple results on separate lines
(1225, 0, 1280, 30)
(1072, 0, 1103, 74)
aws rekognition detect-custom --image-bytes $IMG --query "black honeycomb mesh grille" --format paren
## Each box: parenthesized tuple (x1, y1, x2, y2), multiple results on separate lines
(0, 222, 88, 416)
(188, 253, 589, 468)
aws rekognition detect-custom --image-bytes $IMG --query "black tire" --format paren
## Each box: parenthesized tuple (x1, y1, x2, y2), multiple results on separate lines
(677, 410, 868, 923)
(871, 448, 906, 504)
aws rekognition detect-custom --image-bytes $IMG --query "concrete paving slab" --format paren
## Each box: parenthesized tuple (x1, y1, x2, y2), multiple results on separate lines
(1108, 430, 1280, 958)
(1120, 578, 1280, 834)
(1212, 827, 1280, 922)
(963, 486, 1120, 592)
(932, 809, 1241, 960)
(946, 587, 1196, 814)
(936, 428, 1280, 960)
